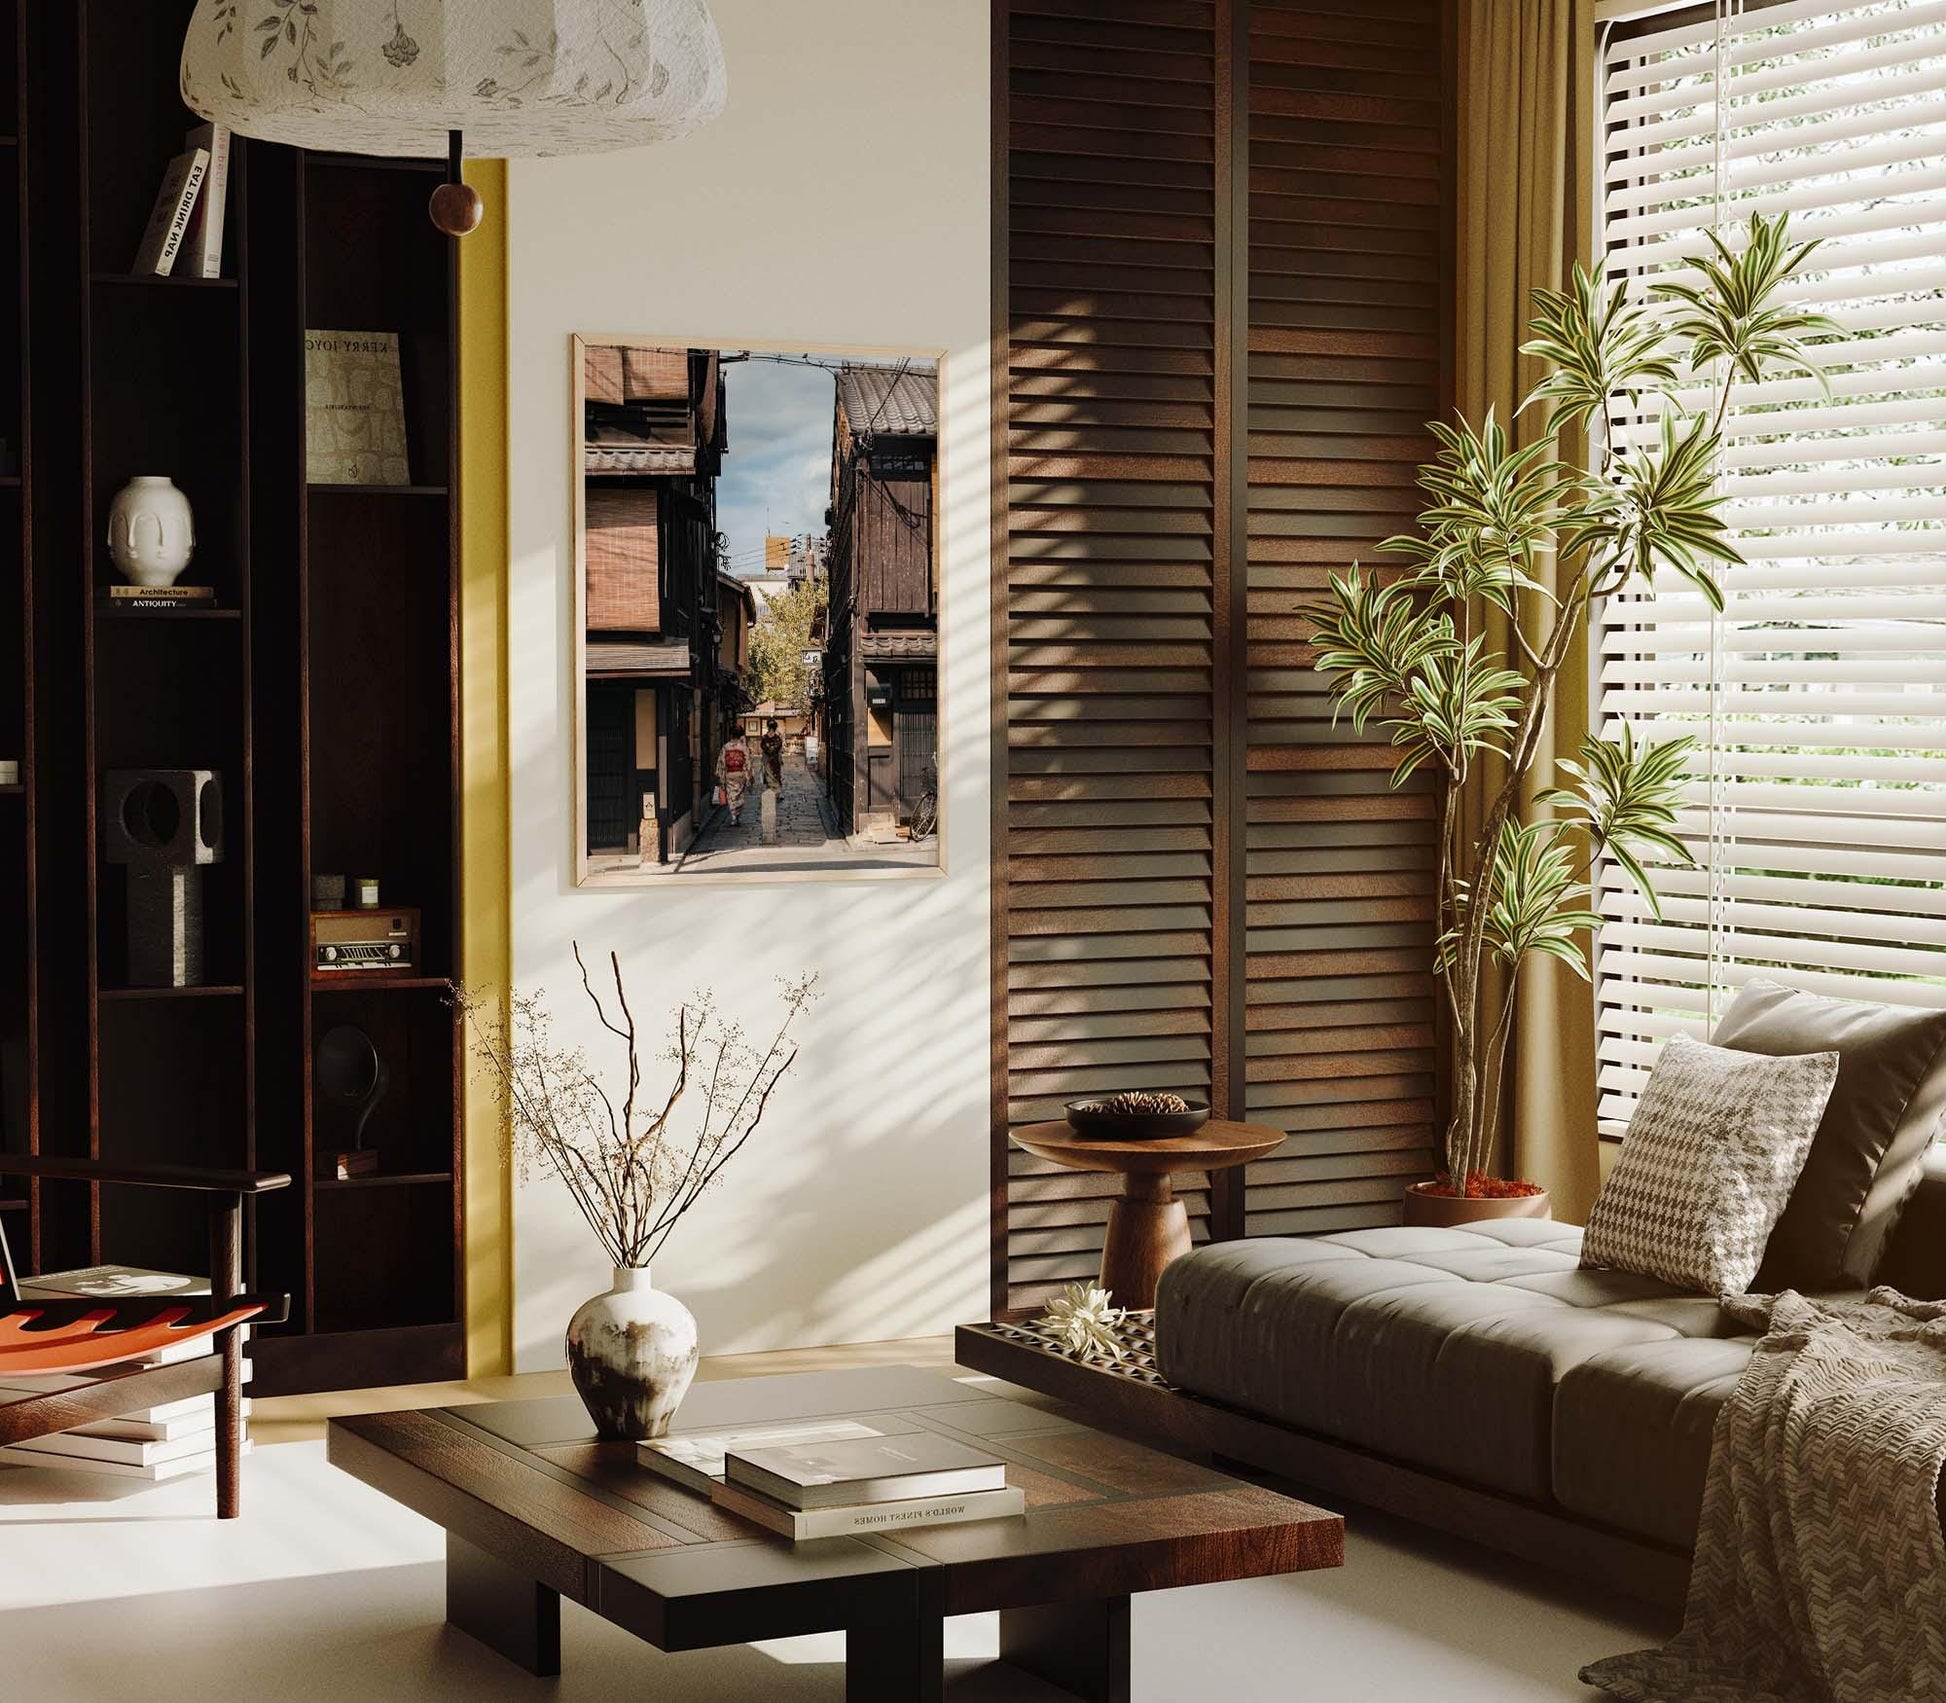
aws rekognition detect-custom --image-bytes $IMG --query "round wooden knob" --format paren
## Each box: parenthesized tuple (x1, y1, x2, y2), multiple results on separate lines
(429, 181, 484, 237)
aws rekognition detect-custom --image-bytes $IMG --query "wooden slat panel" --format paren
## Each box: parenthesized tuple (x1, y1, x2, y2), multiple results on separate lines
(996, 0, 1448, 1310)
(1238, 0, 1444, 1241)
(1002, 0, 1223, 1304)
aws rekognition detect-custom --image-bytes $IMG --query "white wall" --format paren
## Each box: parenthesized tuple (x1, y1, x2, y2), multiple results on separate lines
(506, 1, 992, 1367)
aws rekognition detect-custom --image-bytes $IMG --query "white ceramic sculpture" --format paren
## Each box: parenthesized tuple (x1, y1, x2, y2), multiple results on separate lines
(108, 475, 196, 587)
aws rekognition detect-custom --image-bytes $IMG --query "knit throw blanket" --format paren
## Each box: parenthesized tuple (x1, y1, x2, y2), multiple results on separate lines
(1582, 1289, 1946, 1703)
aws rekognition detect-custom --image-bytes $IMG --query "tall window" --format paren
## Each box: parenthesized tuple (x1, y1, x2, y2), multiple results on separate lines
(1596, 0, 1946, 1131)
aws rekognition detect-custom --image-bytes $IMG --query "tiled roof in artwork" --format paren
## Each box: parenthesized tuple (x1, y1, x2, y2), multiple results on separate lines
(861, 630, 938, 660)
(838, 364, 937, 440)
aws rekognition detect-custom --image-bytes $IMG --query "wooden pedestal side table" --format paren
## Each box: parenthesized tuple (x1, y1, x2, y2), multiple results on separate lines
(1010, 1120, 1285, 1308)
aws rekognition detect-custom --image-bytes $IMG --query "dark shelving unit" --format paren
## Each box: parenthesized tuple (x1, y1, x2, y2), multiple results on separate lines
(2, 0, 463, 1396)
(0, 3, 26, 1242)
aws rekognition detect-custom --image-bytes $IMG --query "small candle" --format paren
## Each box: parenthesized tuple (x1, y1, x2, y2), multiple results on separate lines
(353, 876, 381, 909)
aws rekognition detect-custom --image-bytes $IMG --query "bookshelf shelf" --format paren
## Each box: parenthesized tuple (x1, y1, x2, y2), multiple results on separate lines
(311, 975, 451, 995)
(306, 154, 445, 177)
(307, 483, 450, 498)
(315, 1171, 454, 1192)
(4, 0, 463, 1399)
(98, 984, 245, 1002)
(90, 271, 239, 290)
(95, 604, 243, 621)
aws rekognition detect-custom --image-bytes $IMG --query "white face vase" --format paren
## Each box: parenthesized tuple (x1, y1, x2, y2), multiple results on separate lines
(108, 475, 197, 587)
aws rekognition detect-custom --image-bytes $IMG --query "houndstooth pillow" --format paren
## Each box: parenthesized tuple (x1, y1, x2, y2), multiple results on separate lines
(1583, 1034, 1840, 1296)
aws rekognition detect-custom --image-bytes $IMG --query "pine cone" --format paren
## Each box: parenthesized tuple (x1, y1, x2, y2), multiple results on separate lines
(1093, 1090, 1191, 1117)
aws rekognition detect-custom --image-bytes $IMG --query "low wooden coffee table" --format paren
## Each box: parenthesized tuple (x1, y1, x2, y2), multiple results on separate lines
(327, 1364, 1340, 1701)
(1011, 1120, 1286, 1307)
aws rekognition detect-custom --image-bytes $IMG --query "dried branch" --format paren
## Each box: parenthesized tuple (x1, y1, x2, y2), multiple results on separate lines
(456, 958, 819, 1272)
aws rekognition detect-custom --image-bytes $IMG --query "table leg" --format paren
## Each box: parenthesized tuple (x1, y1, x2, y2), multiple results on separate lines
(446, 1532, 561, 1677)
(846, 1608, 944, 1703)
(1001, 1597, 1132, 1702)
(1100, 1171, 1191, 1308)
(206, 1193, 243, 1520)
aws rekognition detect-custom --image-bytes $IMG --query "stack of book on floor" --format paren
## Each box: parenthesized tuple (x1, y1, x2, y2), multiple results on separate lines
(0, 1264, 250, 1483)
(639, 1418, 1022, 1541)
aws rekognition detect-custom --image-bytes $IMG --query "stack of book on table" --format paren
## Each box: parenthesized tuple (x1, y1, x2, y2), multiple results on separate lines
(0, 1264, 251, 1483)
(639, 1418, 1023, 1541)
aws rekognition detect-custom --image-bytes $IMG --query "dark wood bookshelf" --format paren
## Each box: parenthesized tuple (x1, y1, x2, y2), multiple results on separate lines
(0, 0, 23, 1245)
(0, 0, 463, 1396)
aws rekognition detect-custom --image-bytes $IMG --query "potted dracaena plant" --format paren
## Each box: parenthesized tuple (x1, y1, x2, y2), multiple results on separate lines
(1299, 213, 1839, 1225)
(462, 950, 818, 1438)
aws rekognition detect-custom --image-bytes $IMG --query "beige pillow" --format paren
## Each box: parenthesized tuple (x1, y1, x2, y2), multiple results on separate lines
(1583, 1035, 1839, 1296)
(1712, 980, 1946, 1290)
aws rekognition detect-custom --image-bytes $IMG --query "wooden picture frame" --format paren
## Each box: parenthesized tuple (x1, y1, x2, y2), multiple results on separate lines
(569, 334, 951, 889)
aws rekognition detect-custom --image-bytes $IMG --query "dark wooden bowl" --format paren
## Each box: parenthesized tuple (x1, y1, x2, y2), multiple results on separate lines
(1064, 1100, 1211, 1141)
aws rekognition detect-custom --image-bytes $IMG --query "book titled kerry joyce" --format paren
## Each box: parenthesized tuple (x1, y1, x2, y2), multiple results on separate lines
(305, 328, 411, 487)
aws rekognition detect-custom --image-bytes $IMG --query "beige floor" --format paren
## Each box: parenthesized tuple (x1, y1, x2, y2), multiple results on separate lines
(4, 1336, 1669, 1699)
(250, 1333, 959, 1445)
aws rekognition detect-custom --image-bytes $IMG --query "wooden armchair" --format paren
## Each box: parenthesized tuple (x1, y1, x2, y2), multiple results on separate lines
(0, 1154, 290, 1518)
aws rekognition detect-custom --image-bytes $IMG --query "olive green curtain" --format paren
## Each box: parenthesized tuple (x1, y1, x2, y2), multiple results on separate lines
(1456, 0, 1602, 1217)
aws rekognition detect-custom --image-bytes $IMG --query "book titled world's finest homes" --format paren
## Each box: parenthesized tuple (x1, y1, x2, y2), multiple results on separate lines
(305, 329, 411, 486)
(710, 1478, 1026, 1542)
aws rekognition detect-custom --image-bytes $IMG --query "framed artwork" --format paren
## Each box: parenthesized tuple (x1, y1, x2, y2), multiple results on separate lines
(571, 337, 944, 884)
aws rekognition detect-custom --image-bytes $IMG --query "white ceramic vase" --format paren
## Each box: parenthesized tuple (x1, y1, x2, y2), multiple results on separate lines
(564, 1266, 699, 1441)
(108, 475, 196, 587)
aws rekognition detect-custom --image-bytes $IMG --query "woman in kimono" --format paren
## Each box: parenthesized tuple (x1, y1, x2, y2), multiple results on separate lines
(718, 730, 752, 826)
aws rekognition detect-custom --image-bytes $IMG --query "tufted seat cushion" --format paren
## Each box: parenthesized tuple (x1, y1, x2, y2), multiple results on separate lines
(1552, 1336, 1751, 1548)
(1154, 1220, 1767, 1541)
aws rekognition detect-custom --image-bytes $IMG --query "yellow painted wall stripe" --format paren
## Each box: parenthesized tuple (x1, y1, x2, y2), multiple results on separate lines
(460, 158, 512, 1377)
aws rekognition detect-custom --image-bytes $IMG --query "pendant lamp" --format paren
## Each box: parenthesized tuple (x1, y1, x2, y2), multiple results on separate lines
(180, 0, 728, 234)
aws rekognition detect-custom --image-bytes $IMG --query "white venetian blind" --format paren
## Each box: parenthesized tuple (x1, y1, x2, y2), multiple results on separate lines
(1596, 0, 1946, 1130)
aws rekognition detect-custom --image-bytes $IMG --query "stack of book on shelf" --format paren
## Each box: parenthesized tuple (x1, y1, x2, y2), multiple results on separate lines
(640, 1418, 1022, 1541)
(134, 120, 231, 279)
(97, 583, 217, 615)
(0, 1264, 250, 1483)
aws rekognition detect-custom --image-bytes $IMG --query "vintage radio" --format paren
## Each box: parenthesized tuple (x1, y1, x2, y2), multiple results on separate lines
(310, 907, 419, 977)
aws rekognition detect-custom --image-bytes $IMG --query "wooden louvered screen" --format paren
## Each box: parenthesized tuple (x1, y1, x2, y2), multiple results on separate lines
(1239, 1, 1445, 1236)
(998, 0, 1230, 1312)
(993, 0, 1449, 1312)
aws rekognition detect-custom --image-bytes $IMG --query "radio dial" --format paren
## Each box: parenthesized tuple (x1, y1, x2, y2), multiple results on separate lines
(323, 945, 339, 962)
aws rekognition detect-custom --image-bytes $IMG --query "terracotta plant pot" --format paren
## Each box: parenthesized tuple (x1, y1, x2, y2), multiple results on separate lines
(1402, 1180, 1551, 1229)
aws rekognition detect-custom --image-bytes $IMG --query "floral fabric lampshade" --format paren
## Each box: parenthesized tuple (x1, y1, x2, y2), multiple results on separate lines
(179, 0, 728, 159)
